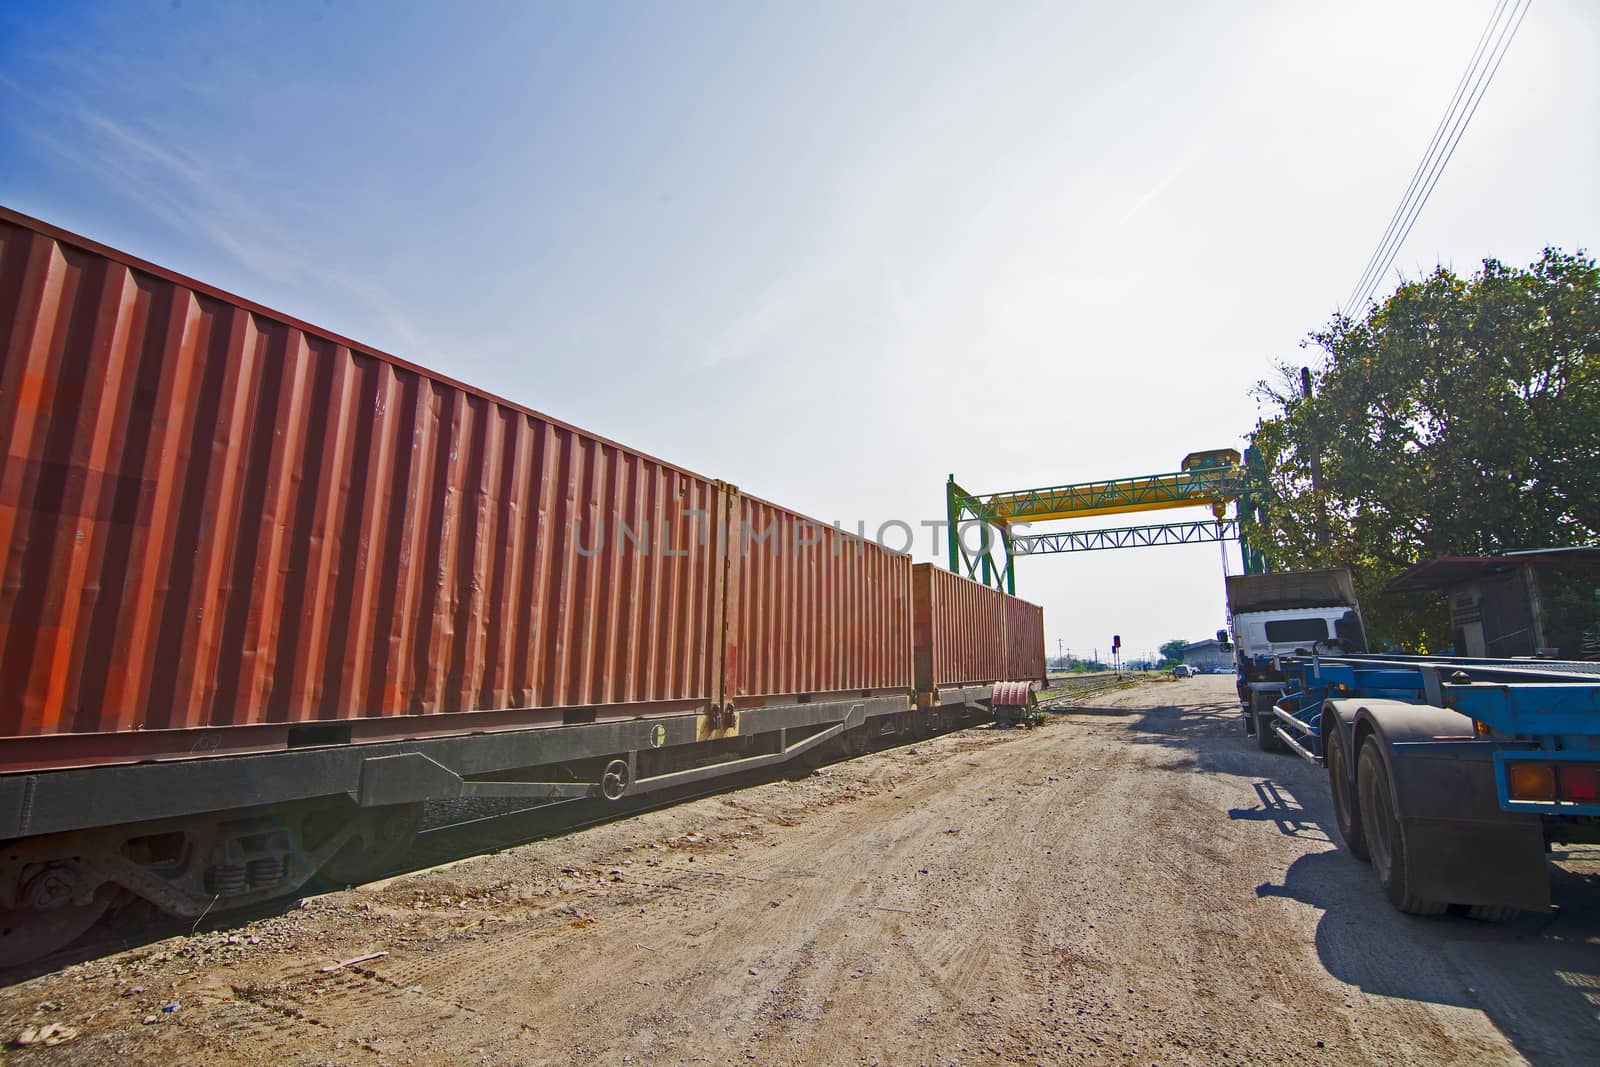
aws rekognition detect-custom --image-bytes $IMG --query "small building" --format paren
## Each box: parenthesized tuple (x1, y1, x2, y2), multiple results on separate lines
(1181, 638, 1233, 671)
(1384, 547, 1600, 659)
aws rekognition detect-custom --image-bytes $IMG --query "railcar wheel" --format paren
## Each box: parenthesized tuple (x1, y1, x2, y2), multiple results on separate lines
(312, 802, 424, 887)
(1325, 727, 1368, 861)
(1356, 736, 1446, 916)
(838, 724, 871, 758)
(0, 895, 110, 969)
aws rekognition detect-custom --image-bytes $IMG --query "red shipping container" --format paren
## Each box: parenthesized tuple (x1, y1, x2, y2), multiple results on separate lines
(910, 563, 1007, 692)
(1004, 595, 1047, 685)
(0, 208, 726, 770)
(725, 492, 912, 702)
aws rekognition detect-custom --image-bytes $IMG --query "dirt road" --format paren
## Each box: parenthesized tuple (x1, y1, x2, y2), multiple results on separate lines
(4, 677, 1597, 1064)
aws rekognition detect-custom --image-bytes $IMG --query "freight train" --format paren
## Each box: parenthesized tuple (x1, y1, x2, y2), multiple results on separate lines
(0, 207, 1046, 967)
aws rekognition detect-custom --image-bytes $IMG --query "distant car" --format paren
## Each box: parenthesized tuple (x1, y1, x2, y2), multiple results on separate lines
(1170, 665, 1195, 678)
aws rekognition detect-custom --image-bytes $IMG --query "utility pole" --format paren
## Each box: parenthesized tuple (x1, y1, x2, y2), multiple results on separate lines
(1302, 367, 1330, 553)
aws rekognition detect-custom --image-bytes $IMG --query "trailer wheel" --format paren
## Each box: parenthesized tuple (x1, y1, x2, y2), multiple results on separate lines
(1252, 692, 1283, 752)
(1356, 736, 1446, 915)
(1325, 728, 1368, 861)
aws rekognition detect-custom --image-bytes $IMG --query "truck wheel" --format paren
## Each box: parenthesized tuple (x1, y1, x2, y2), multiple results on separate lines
(1356, 736, 1446, 915)
(1325, 727, 1368, 861)
(1252, 692, 1283, 752)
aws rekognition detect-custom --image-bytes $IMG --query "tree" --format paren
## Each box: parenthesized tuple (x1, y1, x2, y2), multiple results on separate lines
(1159, 639, 1189, 666)
(1248, 248, 1600, 649)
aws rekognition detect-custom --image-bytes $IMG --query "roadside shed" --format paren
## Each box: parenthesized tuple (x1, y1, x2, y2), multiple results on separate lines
(1384, 547, 1600, 659)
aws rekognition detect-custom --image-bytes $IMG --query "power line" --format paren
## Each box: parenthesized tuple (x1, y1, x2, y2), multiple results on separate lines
(1341, 0, 1532, 320)
(1351, 0, 1532, 315)
(1351, 0, 1531, 315)
(1341, 0, 1511, 316)
(1343, 0, 1527, 317)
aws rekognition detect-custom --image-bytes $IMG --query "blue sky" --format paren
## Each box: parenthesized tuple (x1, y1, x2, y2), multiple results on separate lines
(3, 0, 1597, 659)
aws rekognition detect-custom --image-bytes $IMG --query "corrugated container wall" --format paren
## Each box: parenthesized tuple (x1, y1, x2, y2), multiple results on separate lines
(911, 563, 1007, 691)
(0, 210, 722, 760)
(727, 494, 912, 701)
(1004, 595, 1047, 684)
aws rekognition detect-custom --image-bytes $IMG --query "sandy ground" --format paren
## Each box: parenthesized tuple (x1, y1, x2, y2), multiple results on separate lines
(2, 676, 1597, 1065)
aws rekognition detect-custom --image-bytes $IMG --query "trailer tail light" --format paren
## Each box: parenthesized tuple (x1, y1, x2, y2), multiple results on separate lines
(1507, 761, 1600, 804)
(1506, 762, 1557, 802)
(1557, 764, 1600, 804)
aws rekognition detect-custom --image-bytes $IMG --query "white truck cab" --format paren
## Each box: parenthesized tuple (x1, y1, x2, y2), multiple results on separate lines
(1224, 568, 1367, 750)
(1231, 606, 1360, 661)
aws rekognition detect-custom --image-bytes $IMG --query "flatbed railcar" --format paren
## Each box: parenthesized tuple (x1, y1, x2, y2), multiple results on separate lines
(0, 207, 1046, 966)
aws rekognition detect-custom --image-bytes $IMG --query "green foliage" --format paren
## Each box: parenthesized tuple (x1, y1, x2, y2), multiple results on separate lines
(1248, 249, 1600, 649)
(1158, 638, 1189, 666)
(1537, 564, 1600, 658)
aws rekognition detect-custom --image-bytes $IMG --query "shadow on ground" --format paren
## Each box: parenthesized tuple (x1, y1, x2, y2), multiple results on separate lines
(1114, 684, 1600, 1065)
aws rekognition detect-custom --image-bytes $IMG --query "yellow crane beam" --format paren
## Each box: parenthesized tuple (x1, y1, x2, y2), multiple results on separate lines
(980, 450, 1243, 524)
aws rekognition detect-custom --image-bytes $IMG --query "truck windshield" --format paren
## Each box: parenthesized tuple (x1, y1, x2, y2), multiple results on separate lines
(1263, 618, 1330, 643)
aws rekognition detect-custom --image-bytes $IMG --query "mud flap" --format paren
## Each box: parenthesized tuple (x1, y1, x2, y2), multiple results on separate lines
(1390, 743, 1550, 911)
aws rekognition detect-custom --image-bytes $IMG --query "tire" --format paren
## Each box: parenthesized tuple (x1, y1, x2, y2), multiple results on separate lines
(1325, 726, 1369, 861)
(1466, 903, 1521, 922)
(1356, 736, 1446, 915)
(1252, 692, 1284, 752)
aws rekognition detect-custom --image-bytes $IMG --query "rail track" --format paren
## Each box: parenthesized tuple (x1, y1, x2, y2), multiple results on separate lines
(412, 676, 1158, 860)
(404, 706, 1003, 868)
(1039, 670, 1153, 708)
(9, 681, 1158, 979)
(3, 710, 988, 981)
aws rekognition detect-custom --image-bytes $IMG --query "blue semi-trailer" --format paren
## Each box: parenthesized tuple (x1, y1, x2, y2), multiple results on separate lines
(1263, 652, 1599, 916)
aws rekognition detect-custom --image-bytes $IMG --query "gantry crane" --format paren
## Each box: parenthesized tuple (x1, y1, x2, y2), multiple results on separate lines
(946, 448, 1269, 591)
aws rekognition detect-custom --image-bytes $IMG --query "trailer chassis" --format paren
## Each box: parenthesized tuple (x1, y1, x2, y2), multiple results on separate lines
(1257, 654, 1600, 915)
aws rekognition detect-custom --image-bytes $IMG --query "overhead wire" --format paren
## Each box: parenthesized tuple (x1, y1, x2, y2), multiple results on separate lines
(1341, 0, 1511, 316)
(1349, 0, 1531, 315)
(1340, 0, 1532, 320)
